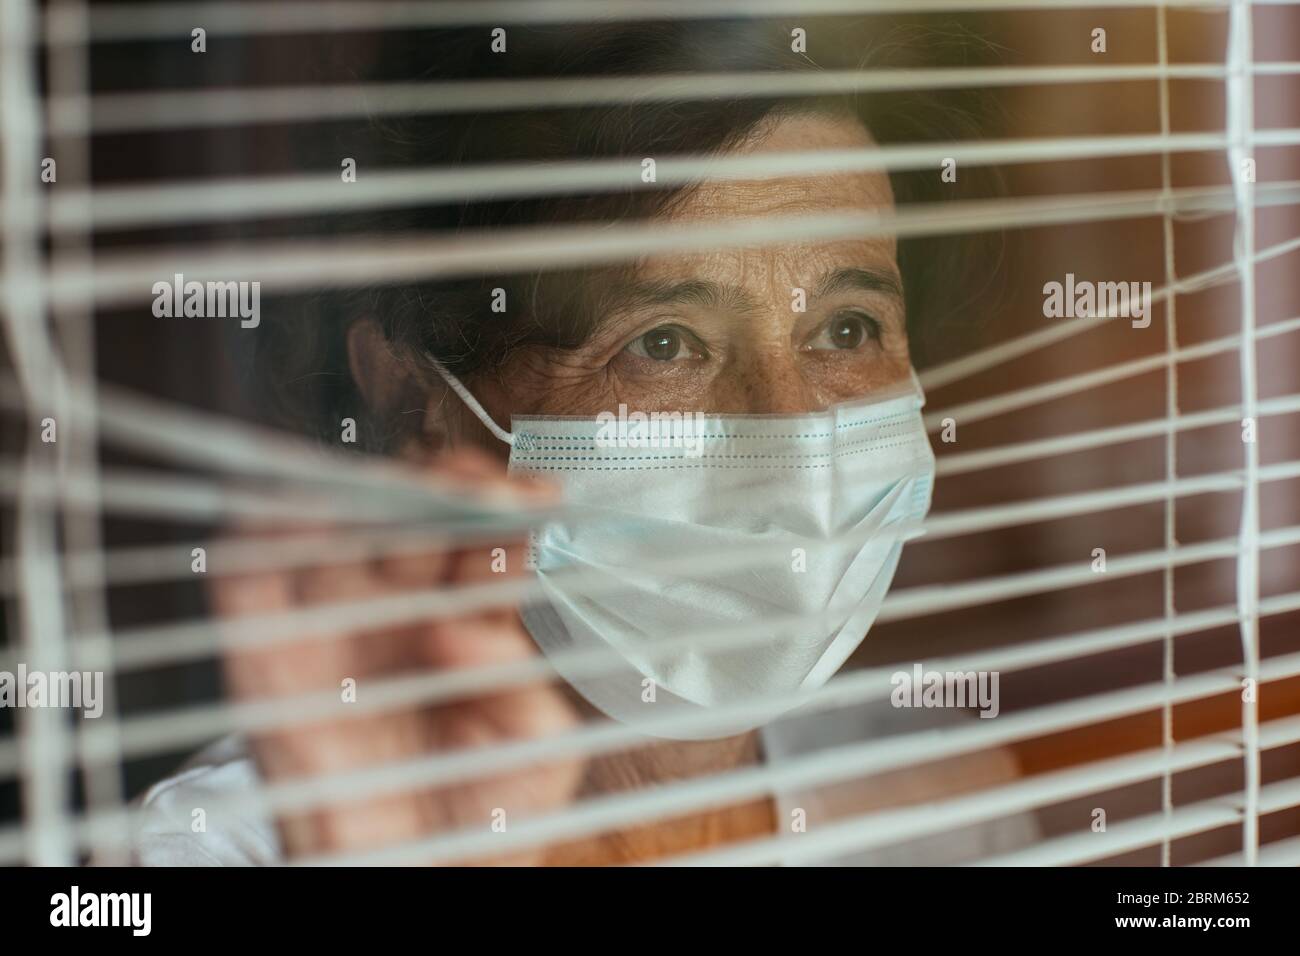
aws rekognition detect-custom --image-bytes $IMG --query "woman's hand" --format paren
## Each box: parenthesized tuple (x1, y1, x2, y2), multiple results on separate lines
(208, 448, 583, 865)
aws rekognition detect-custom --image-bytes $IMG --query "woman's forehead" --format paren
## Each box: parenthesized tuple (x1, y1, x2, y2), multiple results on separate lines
(633, 112, 899, 289)
(663, 111, 896, 221)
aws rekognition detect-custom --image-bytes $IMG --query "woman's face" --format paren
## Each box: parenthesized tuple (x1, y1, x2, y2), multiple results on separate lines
(464, 111, 912, 454)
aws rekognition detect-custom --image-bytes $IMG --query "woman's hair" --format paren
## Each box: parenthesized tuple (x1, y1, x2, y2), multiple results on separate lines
(243, 19, 1006, 451)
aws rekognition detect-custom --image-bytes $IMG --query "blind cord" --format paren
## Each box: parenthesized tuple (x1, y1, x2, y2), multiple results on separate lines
(1228, 0, 1262, 868)
(1156, 1, 1180, 870)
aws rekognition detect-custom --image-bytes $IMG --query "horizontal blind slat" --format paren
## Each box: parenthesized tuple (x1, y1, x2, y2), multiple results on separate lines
(50, 65, 1285, 135)
(22, 129, 1300, 233)
(7, 184, 1300, 311)
(977, 777, 1300, 867)
(7, 649, 1297, 865)
(66, 0, 1259, 46)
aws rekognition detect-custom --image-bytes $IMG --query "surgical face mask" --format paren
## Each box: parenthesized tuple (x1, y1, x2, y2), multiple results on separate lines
(433, 365, 936, 739)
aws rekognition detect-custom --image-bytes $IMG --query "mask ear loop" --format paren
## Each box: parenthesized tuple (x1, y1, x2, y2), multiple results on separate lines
(427, 358, 516, 447)
(908, 365, 928, 408)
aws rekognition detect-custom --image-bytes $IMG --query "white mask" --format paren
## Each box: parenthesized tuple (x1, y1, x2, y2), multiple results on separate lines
(433, 365, 936, 739)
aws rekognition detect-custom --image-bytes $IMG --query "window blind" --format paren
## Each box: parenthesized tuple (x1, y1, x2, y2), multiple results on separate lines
(2, 0, 1298, 868)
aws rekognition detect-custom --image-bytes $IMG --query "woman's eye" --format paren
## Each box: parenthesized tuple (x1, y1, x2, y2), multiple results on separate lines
(806, 312, 882, 351)
(624, 325, 705, 362)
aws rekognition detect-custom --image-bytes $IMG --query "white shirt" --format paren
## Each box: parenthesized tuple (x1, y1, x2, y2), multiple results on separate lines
(125, 698, 1038, 866)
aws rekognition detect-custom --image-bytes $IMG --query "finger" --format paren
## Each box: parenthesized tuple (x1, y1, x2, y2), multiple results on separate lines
(438, 446, 560, 505)
(215, 546, 394, 700)
(373, 446, 552, 586)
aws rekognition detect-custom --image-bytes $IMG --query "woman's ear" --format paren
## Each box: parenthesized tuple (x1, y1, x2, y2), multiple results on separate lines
(346, 318, 450, 458)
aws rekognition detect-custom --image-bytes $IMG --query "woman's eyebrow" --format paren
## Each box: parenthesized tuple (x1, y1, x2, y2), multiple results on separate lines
(601, 266, 902, 319)
(813, 267, 904, 302)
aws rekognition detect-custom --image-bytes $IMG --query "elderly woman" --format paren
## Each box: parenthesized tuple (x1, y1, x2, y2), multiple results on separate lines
(128, 21, 1035, 865)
